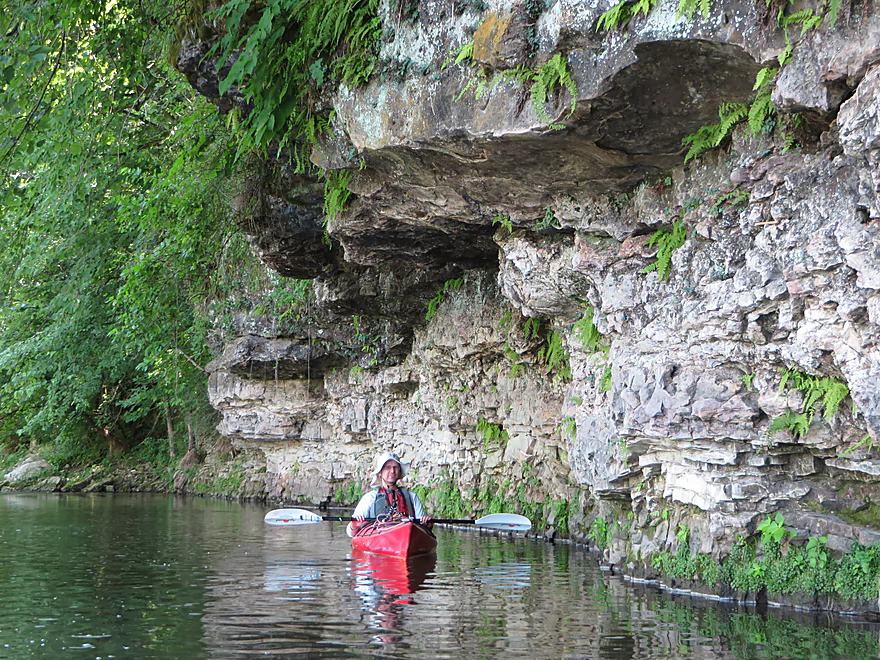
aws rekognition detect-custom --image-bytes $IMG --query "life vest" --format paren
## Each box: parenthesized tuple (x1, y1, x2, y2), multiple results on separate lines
(367, 487, 414, 518)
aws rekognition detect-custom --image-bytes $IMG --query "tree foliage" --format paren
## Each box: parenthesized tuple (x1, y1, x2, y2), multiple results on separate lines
(207, 0, 382, 165)
(0, 0, 277, 456)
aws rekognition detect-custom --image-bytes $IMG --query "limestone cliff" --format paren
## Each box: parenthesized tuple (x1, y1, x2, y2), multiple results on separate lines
(179, 0, 880, 602)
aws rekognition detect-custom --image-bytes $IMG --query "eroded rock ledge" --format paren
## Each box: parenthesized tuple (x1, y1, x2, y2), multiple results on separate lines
(182, 0, 880, 610)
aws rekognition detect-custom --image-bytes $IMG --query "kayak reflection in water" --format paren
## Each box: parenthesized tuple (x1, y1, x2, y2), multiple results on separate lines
(352, 452, 432, 528)
(351, 549, 436, 645)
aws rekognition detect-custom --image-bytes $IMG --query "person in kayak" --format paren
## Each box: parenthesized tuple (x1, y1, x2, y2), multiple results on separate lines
(352, 452, 432, 526)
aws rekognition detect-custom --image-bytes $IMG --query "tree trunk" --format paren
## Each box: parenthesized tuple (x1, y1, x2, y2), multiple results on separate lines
(166, 405, 176, 460)
(83, 412, 126, 457)
(186, 414, 196, 452)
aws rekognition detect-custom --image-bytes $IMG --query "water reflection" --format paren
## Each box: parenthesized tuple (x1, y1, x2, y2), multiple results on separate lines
(263, 560, 323, 599)
(351, 550, 436, 646)
(474, 562, 531, 590)
(2, 494, 880, 659)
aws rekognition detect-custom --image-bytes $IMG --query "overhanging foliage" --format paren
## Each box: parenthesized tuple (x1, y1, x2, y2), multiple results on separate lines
(0, 0, 296, 455)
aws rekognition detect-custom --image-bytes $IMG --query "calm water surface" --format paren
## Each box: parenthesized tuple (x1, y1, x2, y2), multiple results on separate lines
(1, 493, 879, 659)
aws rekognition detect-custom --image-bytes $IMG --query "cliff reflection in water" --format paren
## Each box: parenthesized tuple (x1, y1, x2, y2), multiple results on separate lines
(4, 494, 877, 659)
(197, 517, 880, 659)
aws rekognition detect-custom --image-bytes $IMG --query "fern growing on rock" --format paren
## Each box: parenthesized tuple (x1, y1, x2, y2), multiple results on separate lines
(641, 218, 687, 281)
(596, 0, 659, 31)
(572, 304, 607, 354)
(682, 103, 748, 162)
(476, 417, 509, 448)
(453, 51, 577, 129)
(529, 54, 577, 129)
(323, 169, 352, 224)
(539, 329, 571, 380)
(425, 278, 464, 321)
(767, 367, 850, 440)
(207, 0, 382, 161)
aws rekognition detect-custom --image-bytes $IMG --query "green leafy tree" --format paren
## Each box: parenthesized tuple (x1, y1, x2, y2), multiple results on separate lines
(0, 1, 267, 459)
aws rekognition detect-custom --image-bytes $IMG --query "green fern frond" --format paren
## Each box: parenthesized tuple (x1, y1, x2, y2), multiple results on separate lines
(715, 103, 748, 144)
(753, 66, 778, 91)
(455, 74, 484, 102)
(504, 345, 523, 378)
(476, 417, 509, 447)
(596, 0, 658, 31)
(474, 78, 489, 100)
(523, 317, 541, 341)
(631, 0, 657, 18)
(777, 37, 794, 67)
(454, 41, 474, 66)
(767, 408, 812, 439)
(425, 278, 464, 321)
(677, 0, 711, 19)
(682, 102, 747, 161)
(530, 53, 578, 125)
(542, 330, 571, 380)
(492, 213, 513, 232)
(748, 88, 775, 134)
(782, 9, 823, 35)
(826, 0, 841, 28)
(596, 1, 632, 31)
(572, 304, 606, 353)
(641, 219, 687, 281)
(841, 433, 874, 458)
(775, 367, 851, 438)
(323, 169, 352, 224)
(817, 378, 849, 420)
(600, 364, 612, 392)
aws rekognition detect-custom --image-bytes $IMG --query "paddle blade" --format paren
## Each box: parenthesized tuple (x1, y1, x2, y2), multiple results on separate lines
(474, 513, 532, 532)
(265, 508, 324, 526)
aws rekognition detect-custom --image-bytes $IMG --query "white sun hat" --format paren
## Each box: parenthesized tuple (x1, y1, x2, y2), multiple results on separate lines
(368, 451, 410, 488)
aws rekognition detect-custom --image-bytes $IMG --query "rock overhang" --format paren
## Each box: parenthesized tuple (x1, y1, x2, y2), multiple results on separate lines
(177, 0, 785, 273)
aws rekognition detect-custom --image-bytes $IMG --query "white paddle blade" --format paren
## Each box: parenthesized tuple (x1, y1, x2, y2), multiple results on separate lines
(264, 508, 324, 526)
(475, 513, 532, 532)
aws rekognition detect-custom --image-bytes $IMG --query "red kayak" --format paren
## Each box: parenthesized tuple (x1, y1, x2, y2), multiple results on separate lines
(350, 519, 437, 557)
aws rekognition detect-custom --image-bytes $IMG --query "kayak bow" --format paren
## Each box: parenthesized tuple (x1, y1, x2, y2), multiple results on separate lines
(350, 519, 437, 558)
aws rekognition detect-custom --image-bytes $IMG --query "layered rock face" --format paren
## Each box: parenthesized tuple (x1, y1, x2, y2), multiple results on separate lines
(186, 0, 880, 567)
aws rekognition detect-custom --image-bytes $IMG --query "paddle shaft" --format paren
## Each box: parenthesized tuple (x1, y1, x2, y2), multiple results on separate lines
(313, 516, 464, 524)
(264, 508, 531, 531)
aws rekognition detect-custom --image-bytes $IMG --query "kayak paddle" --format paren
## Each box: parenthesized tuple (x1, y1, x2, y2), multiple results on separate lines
(264, 508, 532, 532)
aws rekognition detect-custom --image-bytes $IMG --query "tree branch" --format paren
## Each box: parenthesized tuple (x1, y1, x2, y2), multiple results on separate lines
(0, 31, 67, 173)
(176, 348, 208, 374)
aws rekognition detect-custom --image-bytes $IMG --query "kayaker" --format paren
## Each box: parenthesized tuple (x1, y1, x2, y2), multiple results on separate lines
(352, 452, 432, 526)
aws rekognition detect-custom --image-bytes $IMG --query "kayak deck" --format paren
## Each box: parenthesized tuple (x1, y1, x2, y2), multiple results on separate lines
(351, 519, 437, 557)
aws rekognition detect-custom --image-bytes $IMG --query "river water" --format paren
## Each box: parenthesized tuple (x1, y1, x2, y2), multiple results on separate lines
(1, 494, 879, 659)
